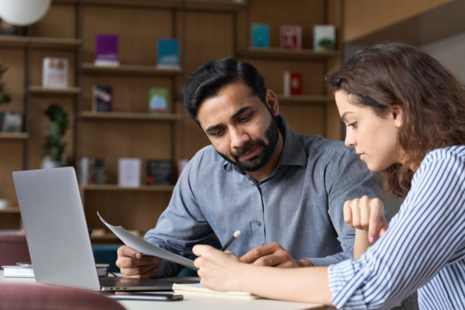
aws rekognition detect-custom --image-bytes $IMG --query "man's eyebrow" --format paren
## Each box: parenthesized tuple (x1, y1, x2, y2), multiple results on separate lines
(341, 111, 353, 123)
(231, 106, 253, 119)
(206, 124, 222, 134)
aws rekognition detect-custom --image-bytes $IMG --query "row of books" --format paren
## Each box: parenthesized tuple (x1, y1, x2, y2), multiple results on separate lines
(252, 24, 336, 51)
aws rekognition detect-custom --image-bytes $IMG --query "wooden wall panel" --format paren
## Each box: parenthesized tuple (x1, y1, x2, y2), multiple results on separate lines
(344, 0, 452, 43)
(81, 122, 172, 184)
(33, 3, 77, 38)
(83, 6, 173, 65)
(30, 50, 76, 87)
(28, 96, 75, 170)
(0, 142, 23, 205)
(0, 49, 25, 113)
(280, 105, 324, 137)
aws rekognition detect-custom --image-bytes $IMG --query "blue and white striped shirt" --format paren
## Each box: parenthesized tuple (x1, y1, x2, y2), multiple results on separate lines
(328, 145, 465, 309)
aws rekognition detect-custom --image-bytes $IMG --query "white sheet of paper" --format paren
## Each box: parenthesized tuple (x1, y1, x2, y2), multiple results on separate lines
(97, 212, 197, 270)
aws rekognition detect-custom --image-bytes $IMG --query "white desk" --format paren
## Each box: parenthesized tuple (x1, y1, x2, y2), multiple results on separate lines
(0, 271, 327, 310)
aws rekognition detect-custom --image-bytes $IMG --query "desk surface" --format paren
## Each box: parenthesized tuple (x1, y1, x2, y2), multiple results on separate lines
(0, 270, 326, 310)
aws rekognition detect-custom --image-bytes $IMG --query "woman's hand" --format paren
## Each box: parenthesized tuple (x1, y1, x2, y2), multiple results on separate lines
(193, 245, 245, 292)
(343, 195, 389, 243)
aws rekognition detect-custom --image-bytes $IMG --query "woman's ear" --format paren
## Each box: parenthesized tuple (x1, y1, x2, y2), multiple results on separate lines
(391, 106, 403, 128)
(266, 89, 280, 117)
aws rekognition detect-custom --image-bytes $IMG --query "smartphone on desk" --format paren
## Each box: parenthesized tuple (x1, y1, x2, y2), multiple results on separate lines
(107, 293, 183, 301)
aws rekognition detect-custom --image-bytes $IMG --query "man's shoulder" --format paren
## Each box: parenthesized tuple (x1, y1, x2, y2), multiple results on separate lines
(299, 134, 355, 160)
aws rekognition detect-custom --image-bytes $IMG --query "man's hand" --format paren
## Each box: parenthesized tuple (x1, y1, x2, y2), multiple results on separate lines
(343, 195, 389, 243)
(116, 245, 162, 278)
(239, 242, 313, 268)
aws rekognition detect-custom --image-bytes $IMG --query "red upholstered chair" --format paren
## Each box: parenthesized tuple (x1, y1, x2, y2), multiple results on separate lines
(0, 233, 31, 268)
(0, 283, 125, 310)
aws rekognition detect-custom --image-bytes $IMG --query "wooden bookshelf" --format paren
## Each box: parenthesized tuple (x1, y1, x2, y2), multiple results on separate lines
(238, 47, 342, 61)
(276, 95, 335, 104)
(0, 133, 29, 140)
(80, 111, 182, 121)
(0, 207, 21, 214)
(82, 63, 182, 76)
(81, 184, 175, 192)
(0, 36, 81, 49)
(29, 86, 81, 95)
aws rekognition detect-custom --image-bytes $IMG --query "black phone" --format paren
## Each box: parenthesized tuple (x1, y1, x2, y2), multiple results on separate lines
(107, 293, 183, 301)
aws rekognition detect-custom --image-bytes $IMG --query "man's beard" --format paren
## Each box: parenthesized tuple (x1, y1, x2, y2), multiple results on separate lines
(217, 116, 280, 172)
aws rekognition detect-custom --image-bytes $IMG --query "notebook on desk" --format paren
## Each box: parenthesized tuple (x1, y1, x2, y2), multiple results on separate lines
(12, 167, 180, 291)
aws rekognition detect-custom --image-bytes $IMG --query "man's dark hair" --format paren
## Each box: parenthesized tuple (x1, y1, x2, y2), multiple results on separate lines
(184, 58, 267, 126)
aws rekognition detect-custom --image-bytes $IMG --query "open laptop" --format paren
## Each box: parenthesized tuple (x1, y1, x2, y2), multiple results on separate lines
(12, 167, 180, 291)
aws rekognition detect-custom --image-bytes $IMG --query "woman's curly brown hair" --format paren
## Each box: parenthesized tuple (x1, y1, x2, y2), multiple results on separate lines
(327, 43, 465, 197)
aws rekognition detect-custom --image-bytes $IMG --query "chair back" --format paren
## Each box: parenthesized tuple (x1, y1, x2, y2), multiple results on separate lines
(0, 233, 31, 268)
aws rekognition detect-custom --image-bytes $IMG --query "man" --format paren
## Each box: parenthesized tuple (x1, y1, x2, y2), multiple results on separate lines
(117, 59, 385, 278)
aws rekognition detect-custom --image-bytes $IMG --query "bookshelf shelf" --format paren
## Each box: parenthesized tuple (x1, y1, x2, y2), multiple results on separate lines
(55, 0, 247, 12)
(276, 94, 335, 104)
(0, 132, 29, 140)
(81, 111, 182, 121)
(0, 207, 21, 214)
(82, 63, 183, 76)
(30, 86, 82, 95)
(81, 184, 175, 192)
(238, 47, 341, 61)
(0, 36, 81, 49)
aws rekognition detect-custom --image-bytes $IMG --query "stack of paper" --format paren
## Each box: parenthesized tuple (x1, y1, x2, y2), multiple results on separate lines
(172, 283, 261, 300)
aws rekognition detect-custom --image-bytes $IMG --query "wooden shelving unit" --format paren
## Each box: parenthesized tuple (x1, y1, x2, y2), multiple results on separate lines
(238, 47, 341, 61)
(0, 133, 29, 140)
(81, 111, 182, 121)
(0, 207, 21, 214)
(29, 86, 81, 95)
(81, 184, 175, 192)
(82, 63, 182, 76)
(0, 36, 81, 49)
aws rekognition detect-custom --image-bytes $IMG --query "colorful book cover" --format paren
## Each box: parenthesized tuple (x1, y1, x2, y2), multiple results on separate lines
(92, 85, 113, 112)
(95, 34, 119, 66)
(146, 160, 172, 185)
(313, 25, 336, 51)
(251, 24, 270, 48)
(283, 71, 302, 96)
(280, 25, 302, 50)
(42, 58, 68, 89)
(149, 88, 169, 114)
(157, 39, 180, 68)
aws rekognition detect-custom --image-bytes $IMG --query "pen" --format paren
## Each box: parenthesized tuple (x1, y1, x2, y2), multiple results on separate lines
(221, 230, 240, 251)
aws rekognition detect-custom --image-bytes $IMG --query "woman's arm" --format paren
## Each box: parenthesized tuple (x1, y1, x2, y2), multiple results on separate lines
(193, 245, 334, 306)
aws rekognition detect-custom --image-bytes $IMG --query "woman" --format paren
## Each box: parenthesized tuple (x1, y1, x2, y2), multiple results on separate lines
(192, 43, 465, 309)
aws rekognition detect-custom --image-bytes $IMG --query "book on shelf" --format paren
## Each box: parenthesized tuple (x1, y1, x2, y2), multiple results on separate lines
(313, 25, 336, 52)
(92, 85, 113, 112)
(42, 58, 68, 89)
(156, 39, 180, 68)
(283, 71, 302, 96)
(147, 160, 172, 186)
(1, 111, 22, 132)
(0, 19, 21, 36)
(149, 88, 169, 114)
(2, 264, 109, 278)
(95, 34, 119, 66)
(280, 25, 302, 50)
(251, 24, 270, 48)
(118, 158, 141, 187)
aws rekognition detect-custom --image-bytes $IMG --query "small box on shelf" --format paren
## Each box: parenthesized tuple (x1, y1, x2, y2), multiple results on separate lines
(251, 24, 270, 48)
(280, 25, 301, 50)
(42, 58, 68, 89)
(313, 25, 336, 52)
(118, 158, 141, 187)
(283, 71, 302, 96)
(146, 160, 172, 186)
(0, 111, 22, 133)
(156, 39, 180, 69)
(149, 88, 169, 114)
(95, 34, 119, 66)
(92, 85, 113, 112)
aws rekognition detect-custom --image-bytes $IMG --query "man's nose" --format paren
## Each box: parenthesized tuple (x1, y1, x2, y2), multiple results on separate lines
(230, 127, 250, 149)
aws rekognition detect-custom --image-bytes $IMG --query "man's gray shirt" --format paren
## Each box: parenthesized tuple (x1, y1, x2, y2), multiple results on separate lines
(145, 115, 384, 277)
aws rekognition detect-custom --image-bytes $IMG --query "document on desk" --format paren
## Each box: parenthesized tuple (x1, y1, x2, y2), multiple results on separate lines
(97, 212, 197, 271)
(172, 283, 261, 300)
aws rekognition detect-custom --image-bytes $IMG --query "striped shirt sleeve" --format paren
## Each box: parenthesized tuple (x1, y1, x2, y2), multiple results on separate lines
(327, 147, 465, 310)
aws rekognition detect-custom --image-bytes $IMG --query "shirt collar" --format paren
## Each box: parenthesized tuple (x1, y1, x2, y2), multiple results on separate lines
(222, 114, 307, 170)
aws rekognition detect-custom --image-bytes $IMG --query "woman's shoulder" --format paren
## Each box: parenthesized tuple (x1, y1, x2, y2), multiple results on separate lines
(414, 146, 465, 184)
(423, 145, 465, 165)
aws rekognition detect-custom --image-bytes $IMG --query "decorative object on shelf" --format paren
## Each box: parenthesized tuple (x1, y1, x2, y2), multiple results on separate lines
(149, 88, 168, 114)
(251, 24, 270, 48)
(1, 111, 22, 132)
(313, 25, 335, 52)
(42, 57, 68, 89)
(156, 38, 180, 68)
(0, 0, 51, 26)
(283, 71, 302, 96)
(40, 104, 68, 169)
(0, 64, 11, 106)
(93, 158, 107, 185)
(79, 157, 92, 185)
(92, 85, 113, 112)
(146, 160, 172, 186)
(280, 25, 301, 50)
(0, 18, 20, 36)
(0, 198, 10, 209)
(118, 158, 141, 187)
(95, 34, 119, 66)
